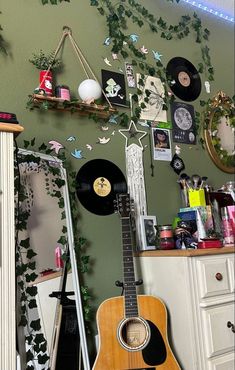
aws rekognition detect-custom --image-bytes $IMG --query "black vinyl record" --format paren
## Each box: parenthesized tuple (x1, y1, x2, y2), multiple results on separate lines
(76, 159, 127, 215)
(166, 57, 201, 102)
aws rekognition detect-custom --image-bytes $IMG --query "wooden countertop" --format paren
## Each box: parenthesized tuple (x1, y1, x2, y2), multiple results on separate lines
(135, 245, 235, 257)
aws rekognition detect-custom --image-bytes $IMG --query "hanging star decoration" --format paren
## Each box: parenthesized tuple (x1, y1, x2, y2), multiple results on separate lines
(119, 121, 147, 148)
(152, 50, 163, 61)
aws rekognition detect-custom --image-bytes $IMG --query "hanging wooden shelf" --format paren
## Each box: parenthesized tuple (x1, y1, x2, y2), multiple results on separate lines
(29, 94, 117, 119)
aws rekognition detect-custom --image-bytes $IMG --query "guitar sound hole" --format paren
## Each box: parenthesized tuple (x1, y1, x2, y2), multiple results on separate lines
(118, 317, 150, 351)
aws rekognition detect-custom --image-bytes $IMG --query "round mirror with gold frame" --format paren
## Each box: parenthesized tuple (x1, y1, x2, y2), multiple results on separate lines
(204, 91, 235, 174)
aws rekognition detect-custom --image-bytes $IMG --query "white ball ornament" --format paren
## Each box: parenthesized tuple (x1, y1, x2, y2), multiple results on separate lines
(78, 79, 102, 101)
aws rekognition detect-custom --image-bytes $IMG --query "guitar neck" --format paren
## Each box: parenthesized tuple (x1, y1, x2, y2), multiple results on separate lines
(121, 217, 138, 318)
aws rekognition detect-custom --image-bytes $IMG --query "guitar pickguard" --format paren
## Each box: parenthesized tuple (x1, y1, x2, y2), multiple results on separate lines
(142, 320, 167, 366)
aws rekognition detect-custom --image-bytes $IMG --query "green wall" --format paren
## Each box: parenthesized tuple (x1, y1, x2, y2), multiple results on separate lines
(1, 0, 234, 357)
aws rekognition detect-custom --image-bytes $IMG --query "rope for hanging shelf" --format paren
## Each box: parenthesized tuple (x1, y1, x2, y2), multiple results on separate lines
(38, 26, 113, 108)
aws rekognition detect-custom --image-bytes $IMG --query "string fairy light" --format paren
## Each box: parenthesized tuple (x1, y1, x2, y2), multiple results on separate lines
(181, 0, 234, 23)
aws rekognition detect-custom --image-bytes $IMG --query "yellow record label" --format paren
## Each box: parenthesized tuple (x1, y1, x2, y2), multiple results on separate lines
(93, 177, 111, 197)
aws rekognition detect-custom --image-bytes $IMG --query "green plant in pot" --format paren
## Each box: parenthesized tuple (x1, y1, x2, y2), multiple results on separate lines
(29, 49, 62, 96)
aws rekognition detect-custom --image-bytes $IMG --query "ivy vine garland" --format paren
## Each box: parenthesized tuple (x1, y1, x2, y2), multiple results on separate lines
(202, 93, 235, 168)
(0, 11, 7, 54)
(33, 0, 214, 133)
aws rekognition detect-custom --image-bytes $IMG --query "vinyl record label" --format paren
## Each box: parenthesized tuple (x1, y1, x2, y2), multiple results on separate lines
(76, 159, 127, 215)
(93, 177, 111, 197)
(166, 57, 202, 102)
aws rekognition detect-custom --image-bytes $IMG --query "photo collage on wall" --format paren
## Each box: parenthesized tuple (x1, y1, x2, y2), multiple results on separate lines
(101, 55, 201, 163)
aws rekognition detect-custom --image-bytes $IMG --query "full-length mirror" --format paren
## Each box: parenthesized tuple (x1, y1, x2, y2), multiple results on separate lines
(15, 149, 90, 370)
(204, 91, 235, 174)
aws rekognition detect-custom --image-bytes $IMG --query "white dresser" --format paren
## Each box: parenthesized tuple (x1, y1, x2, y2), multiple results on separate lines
(135, 247, 235, 370)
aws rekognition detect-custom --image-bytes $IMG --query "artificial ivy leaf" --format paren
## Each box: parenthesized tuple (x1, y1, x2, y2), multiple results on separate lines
(38, 353, 50, 365)
(16, 264, 28, 276)
(19, 315, 27, 327)
(20, 238, 30, 249)
(58, 198, 65, 208)
(125, 10, 132, 17)
(57, 235, 67, 245)
(39, 342, 48, 353)
(21, 304, 27, 314)
(51, 190, 62, 199)
(62, 225, 67, 233)
(26, 286, 38, 297)
(28, 299, 37, 309)
(28, 261, 36, 270)
(148, 67, 156, 75)
(25, 335, 33, 345)
(23, 140, 30, 149)
(26, 349, 34, 362)
(54, 178, 65, 188)
(18, 280, 24, 290)
(34, 333, 46, 344)
(198, 63, 204, 73)
(200, 100, 207, 107)
(26, 365, 34, 370)
(30, 138, 36, 147)
(121, 50, 128, 59)
(38, 143, 47, 151)
(30, 318, 41, 331)
(26, 249, 37, 259)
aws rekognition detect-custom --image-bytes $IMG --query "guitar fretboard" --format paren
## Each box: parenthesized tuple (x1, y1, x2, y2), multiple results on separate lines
(121, 218, 138, 318)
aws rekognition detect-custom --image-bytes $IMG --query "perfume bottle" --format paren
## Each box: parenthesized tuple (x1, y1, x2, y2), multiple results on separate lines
(221, 207, 234, 245)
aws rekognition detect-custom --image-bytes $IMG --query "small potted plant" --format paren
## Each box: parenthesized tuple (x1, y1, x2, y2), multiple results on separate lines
(29, 49, 62, 96)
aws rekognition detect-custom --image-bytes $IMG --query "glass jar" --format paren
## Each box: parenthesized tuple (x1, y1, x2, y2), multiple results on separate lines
(159, 225, 175, 250)
(55, 85, 71, 101)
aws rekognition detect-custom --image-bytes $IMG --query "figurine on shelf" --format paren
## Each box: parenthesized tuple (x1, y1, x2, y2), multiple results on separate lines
(174, 220, 197, 249)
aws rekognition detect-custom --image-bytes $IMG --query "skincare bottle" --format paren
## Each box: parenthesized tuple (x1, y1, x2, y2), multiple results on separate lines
(221, 207, 234, 245)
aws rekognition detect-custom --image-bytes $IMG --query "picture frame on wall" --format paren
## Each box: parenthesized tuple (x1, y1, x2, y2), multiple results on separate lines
(140, 215, 157, 250)
(101, 69, 128, 107)
(136, 73, 167, 122)
(152, 127, 172, 161)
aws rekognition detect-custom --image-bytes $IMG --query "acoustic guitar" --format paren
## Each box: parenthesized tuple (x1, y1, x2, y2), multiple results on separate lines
(92, 193, 181, 370)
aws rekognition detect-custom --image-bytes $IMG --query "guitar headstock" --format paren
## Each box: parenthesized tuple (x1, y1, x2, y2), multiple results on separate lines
(114, 193, 132, 217)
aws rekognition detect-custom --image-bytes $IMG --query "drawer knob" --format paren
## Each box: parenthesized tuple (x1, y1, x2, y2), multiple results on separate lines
(227, 321, 235, 333)
(215, 272, 223, 281)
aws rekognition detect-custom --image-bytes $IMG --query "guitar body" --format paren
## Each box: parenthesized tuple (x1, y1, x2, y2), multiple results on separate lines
(93, 295, 180, 370)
